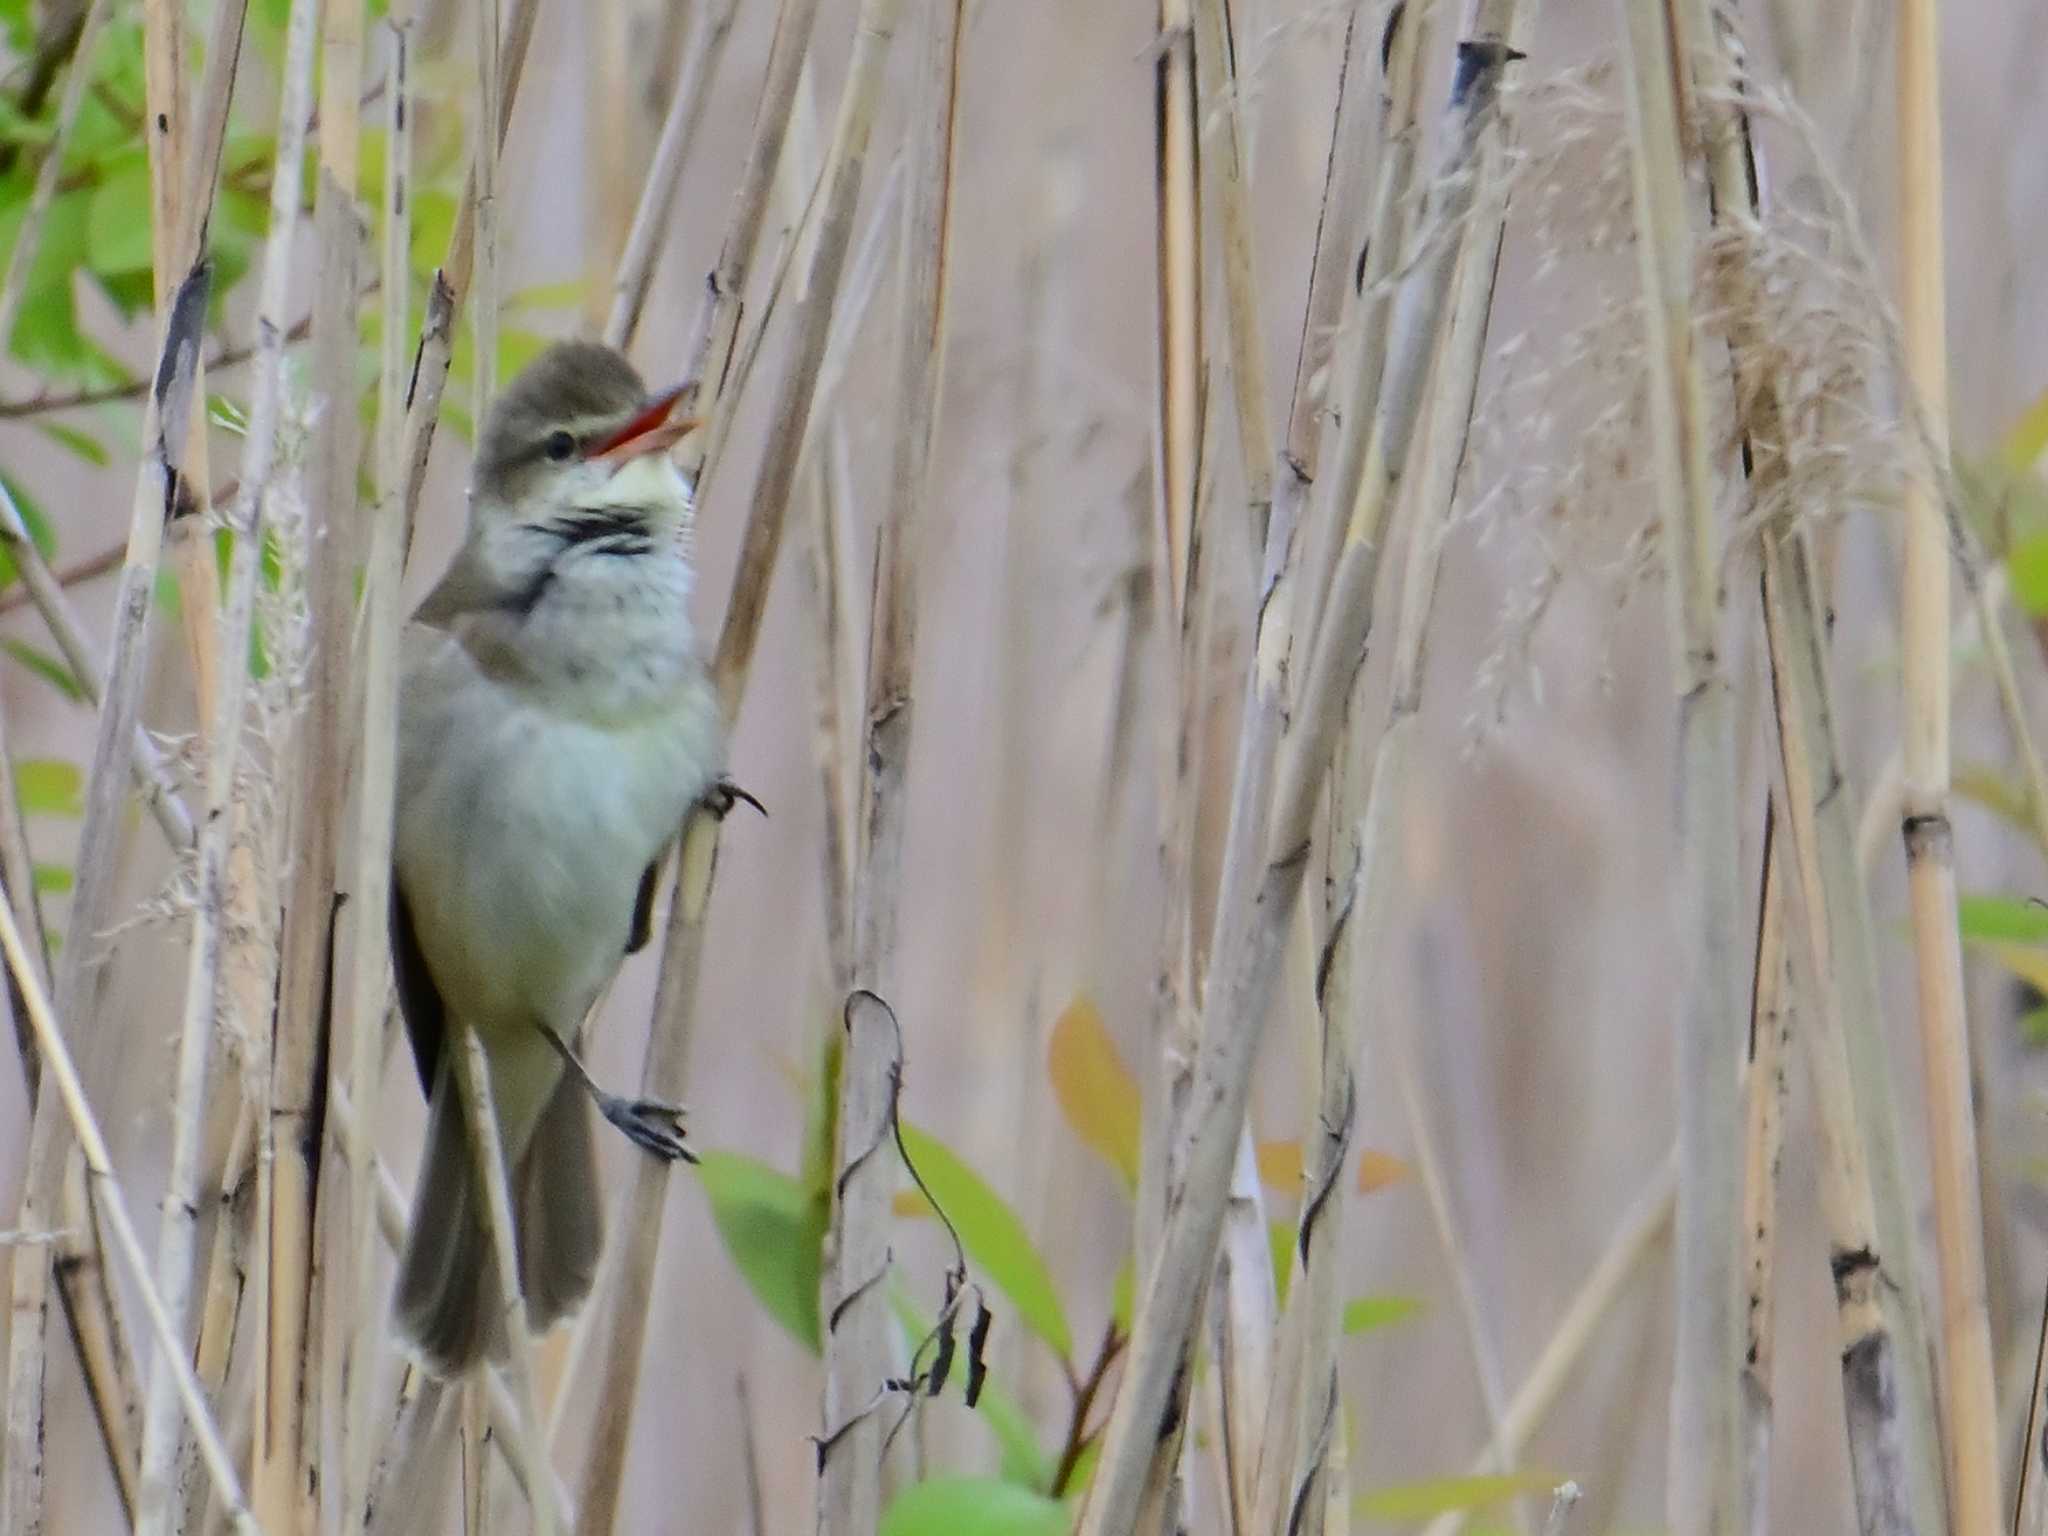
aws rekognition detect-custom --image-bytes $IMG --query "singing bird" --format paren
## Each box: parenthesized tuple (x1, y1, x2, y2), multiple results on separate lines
(390, 341, 743, 1373)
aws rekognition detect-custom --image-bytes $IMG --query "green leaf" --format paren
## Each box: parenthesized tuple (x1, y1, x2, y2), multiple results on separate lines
(0, 475, 58, 588)
(2013, 531, 2048, 615)
(508, 277, 589, 312)
(1356, 1471, 1561, 1523)
(1343, 1294, 1425, 1334)
(889, 1289, 1053, 1492)
(898, 1122, 1071, 1362)
(2003, 386, 2048, 473)
(881, 1479, 1068, 1536)
(15, 759, 82, 817)
(3, 638, 88, 702)
(86, 150, 153, 276)
(1270, 1221, 1294, 1309)
(34, 421, 109, 466)
(33, 863, 71, 895)
(2020, 1005, 2048, 1047)
(1958, 894, 2048, 946)
(693, 1151, 825, 1354)
(1046, 995, 1140, 1187)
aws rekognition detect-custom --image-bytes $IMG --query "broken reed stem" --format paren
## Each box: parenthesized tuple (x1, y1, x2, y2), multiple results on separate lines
(573, 2, 827, 1525)
(1614, 3, 1745, 1530)
(1677, 3, 1944, 1525)
(0, 858, 258, 1534)
(133, 0, 320, 1528)
(474, 0, 500, 410)
(0, 485, 193, 850)
(452, 1032, 557, 1536)
(1739, 822, 1789, 1536)
(394, 0, 539, 553)
(338, 5, 414, 1528)
(1896, 0, 2001, 1520)
(1421, 1154, 1677, 1536)
(603, 0, 740, 349)
(1155, 0, 1202, 624)
(1078, 20, 1520, 1536)
(1262, 9, 1526, 1526)
(1192, 0, 1273, 552)
(5, 5, 248, 1528)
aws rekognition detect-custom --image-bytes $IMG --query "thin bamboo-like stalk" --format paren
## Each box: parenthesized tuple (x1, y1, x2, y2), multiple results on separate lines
(451, 1032, 557, 1536)
(0, 856, 258, 1534)
(1078, 18, 1520, 1533)
(338, 5, 414, 1528)
(134, 0, 321, 1524)
(1739, 824, 1789, 1536)
(1895, 0, 2001, 1522)
(393, 0, 540, 552)
(0, 489, 192, 849)
(1261, 13, 1526, 1519)
(254, 0, 365, 1526)
(1191, 0, 1272, 553)
(4, 7, 249, 1530)
(604, 0, 740, 349)
(1675, 3, 1943, 1523)
(572, 2, 827, 1523)
(1421, 1154, 1677, 1536)
(1614, 3, 1744, 1530)
(474, 0, 500, 411)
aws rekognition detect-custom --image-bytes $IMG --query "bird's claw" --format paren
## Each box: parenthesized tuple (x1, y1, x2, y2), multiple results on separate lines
(599, 1094, 695, 1164)
(703, 777, 766, 822)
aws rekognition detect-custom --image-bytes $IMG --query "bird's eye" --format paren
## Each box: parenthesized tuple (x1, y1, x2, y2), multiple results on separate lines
(544, 430, 577, 462)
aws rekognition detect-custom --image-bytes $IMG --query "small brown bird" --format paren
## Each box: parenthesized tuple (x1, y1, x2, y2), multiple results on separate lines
(390, 342, 732, 1374)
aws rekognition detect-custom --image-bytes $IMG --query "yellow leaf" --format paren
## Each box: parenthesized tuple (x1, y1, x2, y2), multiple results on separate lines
(893, 1189, 936, 1220)
(1981, 941, 2048, 996)
(1356, 1150, 1415, 1194)
(1257, 1140, 1304, 1192)
(1047, 995, 1141, 1188)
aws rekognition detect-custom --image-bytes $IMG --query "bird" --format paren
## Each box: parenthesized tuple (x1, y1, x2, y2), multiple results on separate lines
(389, 340, 743, 1374)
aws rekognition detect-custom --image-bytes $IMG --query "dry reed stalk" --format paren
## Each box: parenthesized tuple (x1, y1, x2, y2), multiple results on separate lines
(134, 0, 322, 1520)
(178, 1099, 259, 1536)
(143, 0, 227, 753)
(394, 0, 540, 552)
(0, 858, 257, 1533)
(604, 0, 741, 348)
(452, 1032, 557, 1536)
(1261, 6, 1527, 1522)
(1079, 16, 1520, 1534)
(0, 695, 49, 1083)
(253, 2, 366, 1527)
(1192, 0, 1272, 552)
(1155, 0, 1202, 617)
(337, 6, 415, 1527)
(1738, 824, 1789, 1536)
(572, 7, 829, 1522)
(3, 6, 250, 1528)
(1420, 1153, 1677, 1536)
(474, 0, 500, 411)
(1895, 0, 2001, 1520)
(1295, 0, 1435, 664)
(1675, 6, 1943, 1523)
(2018, 1278, 2048, 1534)
(0, 490, 191, 848)
(1614, 3, 1745, 1528)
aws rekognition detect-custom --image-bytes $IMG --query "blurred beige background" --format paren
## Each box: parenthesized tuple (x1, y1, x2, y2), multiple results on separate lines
(3, 0, 2046, 1531)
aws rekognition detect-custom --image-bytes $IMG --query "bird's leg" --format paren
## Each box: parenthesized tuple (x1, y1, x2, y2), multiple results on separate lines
(534, 1020, 694, 1163)
(702, 776, 767, 821)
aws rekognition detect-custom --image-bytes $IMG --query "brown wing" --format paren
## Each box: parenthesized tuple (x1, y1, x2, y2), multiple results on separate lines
(626, 861, 660, 954)
(391, 878, 446, 1092)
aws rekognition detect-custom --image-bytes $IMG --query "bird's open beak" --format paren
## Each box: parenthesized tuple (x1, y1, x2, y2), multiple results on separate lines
(588, 382, 700, 465)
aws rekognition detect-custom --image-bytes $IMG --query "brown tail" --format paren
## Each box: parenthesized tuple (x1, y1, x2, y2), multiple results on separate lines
(393, 1058, 603, 1375)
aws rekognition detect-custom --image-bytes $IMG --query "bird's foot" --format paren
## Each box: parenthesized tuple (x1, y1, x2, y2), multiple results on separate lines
(703, 777, 767, 821)
(597, 1093, 695, 1163)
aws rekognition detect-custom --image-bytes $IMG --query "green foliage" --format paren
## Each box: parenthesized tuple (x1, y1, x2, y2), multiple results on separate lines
(1355, 1471, 1561, 1523)
(1957, 893, 2048, 946)
(2, 638, 86, 702)
(897, 1122, 1071, 1362)
(34, 421, 106, 466)
(880, 1479, 1068, 1536)
(0, 474, 56, 589)
(693, 1151, 826, 1355)
(32, 862, 70, 895)
(15, 758, 81, 817)
(1343, 1293, 1425, 1334)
